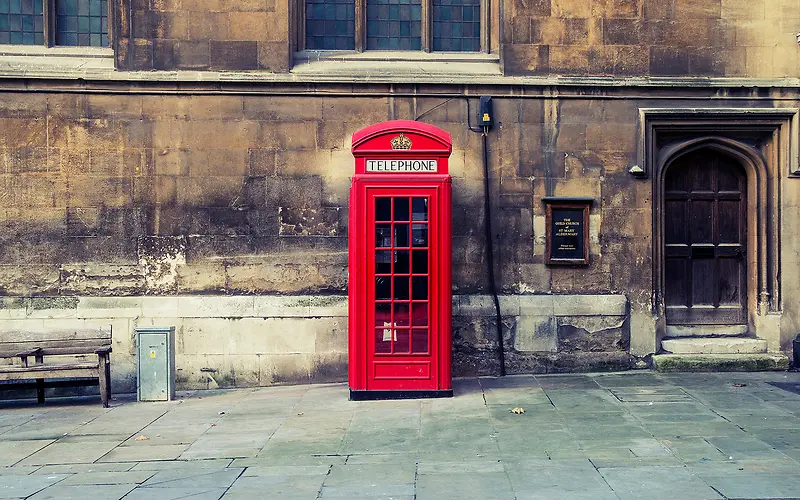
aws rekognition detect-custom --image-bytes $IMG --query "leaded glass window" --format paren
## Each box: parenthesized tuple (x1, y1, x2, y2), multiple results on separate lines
(432, 0, 479, 52)
(0, 0, 45, 45)
(0, 0, 108, 46)
(306, 0, 355, 50)
(55, 0, 108, 47)
(366, 0, 421, 51)
(304, 0, 482, 53)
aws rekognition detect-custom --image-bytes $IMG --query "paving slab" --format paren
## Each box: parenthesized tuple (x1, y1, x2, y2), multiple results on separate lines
(18, 441, 121, 466)
(27, 483, 137, 500)
(97, 444, 189, 462)
(0, 440, 55, 467)
(2, 372, 800, 498)
(0, 474, 69, 499)
(125, 486, 228, 500)
(598, 465, 723, 500)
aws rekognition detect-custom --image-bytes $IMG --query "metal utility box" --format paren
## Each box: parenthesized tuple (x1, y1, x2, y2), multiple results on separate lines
(136, 327, 176, 401)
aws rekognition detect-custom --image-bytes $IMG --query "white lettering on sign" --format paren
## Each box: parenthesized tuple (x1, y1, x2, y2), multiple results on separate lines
(366, 159, 438, 173)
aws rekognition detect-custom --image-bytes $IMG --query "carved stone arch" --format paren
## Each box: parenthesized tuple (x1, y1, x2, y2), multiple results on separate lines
(653, 136, 778, 337)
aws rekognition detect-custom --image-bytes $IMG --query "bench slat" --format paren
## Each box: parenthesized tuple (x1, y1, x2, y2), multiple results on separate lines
(0, 366, 100, 381)
(0, 327, 111, 343)
(0, 344, 111, 358)
(0, 362, 99, 373)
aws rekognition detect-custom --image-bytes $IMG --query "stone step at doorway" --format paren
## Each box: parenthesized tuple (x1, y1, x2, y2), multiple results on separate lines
(665, 324, 748, 338)
(661, 336, 767, 355)
(652, 353, 789, 372)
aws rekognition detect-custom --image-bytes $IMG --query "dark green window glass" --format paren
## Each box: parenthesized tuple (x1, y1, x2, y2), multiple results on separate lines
(306, 0, 355, 50)
(0, 0, 44, 45)
(433, 0, 480, 52)
(55, 0, 108, 46)
(366, 0, 421, 51)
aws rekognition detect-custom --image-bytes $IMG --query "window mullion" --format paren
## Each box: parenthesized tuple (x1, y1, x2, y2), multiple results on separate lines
(481, 0, 489, 53)
(355, 0, 365, 52)
(44, 0, 55, 47)
(421, 0, 430, 52)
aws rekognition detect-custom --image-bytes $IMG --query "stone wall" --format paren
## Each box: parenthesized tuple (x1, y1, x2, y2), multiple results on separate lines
(0, 85, 799, 388)
(501, 0, 799, 77)
(0, 294, 630, 392)
(115, 0, 291, 71)
(110, 0, 800, 79)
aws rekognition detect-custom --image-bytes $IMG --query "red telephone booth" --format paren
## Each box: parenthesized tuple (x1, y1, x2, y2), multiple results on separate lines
(349, 120, 453, 400)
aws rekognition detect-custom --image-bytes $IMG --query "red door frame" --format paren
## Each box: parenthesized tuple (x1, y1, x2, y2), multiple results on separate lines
(349, 120, 452, 399)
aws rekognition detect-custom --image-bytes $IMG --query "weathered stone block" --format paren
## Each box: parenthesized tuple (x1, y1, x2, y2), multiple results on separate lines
(177, 296, 255, 318)
(551, 294, 627, 316)
(210, 41, 259, 70)
(60, 264, 145, 296)
(514, 315, 557, 352)
(77, 297, 143, 319)
(557, 315, 627, 352)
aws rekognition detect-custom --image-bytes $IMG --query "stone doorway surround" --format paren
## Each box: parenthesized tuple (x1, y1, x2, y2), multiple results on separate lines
(634, 108, 799, 356)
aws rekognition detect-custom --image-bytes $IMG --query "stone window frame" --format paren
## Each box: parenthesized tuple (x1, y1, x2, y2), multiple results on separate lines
(290, 0, 499, 72)
(0, 0, 112, 49)
(641, 108, 800, 339)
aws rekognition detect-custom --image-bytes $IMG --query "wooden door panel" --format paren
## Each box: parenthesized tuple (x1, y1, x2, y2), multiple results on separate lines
(664, 200, 687, 244)
(690, 200, 713, 243)
(690, 259, 715, 305)
(664, 150, 747, 325)
(717, 201, 742, 243)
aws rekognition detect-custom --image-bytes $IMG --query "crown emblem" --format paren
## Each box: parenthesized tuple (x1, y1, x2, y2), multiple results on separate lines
(390, 134, 412, 150)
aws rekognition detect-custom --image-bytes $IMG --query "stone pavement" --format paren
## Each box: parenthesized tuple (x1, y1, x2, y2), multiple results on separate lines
(3, 372, 800, 499)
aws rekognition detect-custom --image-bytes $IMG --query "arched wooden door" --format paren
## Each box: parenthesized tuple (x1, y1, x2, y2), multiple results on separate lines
(663, 149, 747, 325)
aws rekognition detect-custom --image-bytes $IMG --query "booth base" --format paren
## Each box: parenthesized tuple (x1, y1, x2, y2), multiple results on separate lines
(349, 389, 453, 401)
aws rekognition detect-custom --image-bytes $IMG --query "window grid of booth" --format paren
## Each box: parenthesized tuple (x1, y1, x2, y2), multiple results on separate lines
(0, 0, 107, 46)
(304, 0, 481, 52)
(374, 196, 430, 355)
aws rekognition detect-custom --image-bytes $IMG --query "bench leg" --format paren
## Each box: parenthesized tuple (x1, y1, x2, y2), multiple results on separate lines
(36, 379, 45, 404)
(99, 354, 111, 408)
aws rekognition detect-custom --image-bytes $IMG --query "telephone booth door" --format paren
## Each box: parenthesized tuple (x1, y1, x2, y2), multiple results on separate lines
(367, 188, 440, 391)
(349, 120, 452, 400)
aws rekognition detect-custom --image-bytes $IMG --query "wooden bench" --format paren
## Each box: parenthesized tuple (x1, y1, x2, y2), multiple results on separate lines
(0, 326, 112, 407)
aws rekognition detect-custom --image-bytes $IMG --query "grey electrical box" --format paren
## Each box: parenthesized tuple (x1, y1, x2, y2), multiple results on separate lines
(136, 327, 176, 402)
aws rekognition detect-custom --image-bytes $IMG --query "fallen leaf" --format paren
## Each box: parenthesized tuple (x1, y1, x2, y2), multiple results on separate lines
(510, 407, 525, 414)
(135, 435, 149, 441)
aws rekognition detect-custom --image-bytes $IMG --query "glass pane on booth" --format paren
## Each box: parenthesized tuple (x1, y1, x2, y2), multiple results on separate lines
(412, 250, 428, 274)
(375, 303, 391, 327)
(376, 250, 391, 274)
(412, 328, 429, 353)
(412, 224, 427, 247)
(394, 303, 410, 326)
(412, 276, 428, 300)
(376, 224, 391, 248)
(412, 197, 428, 221)
(412, 302, 427, 326)
(376, 198, 391, 221)
(395, 329, 410, 353)
(394, 276, 409, 300)
(395, 224, 409, 247)
(375, 329, 392, 353)
(394, 197, 410, 221)
(394, 250, 409, 274)
(375, 276, 391, 300)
